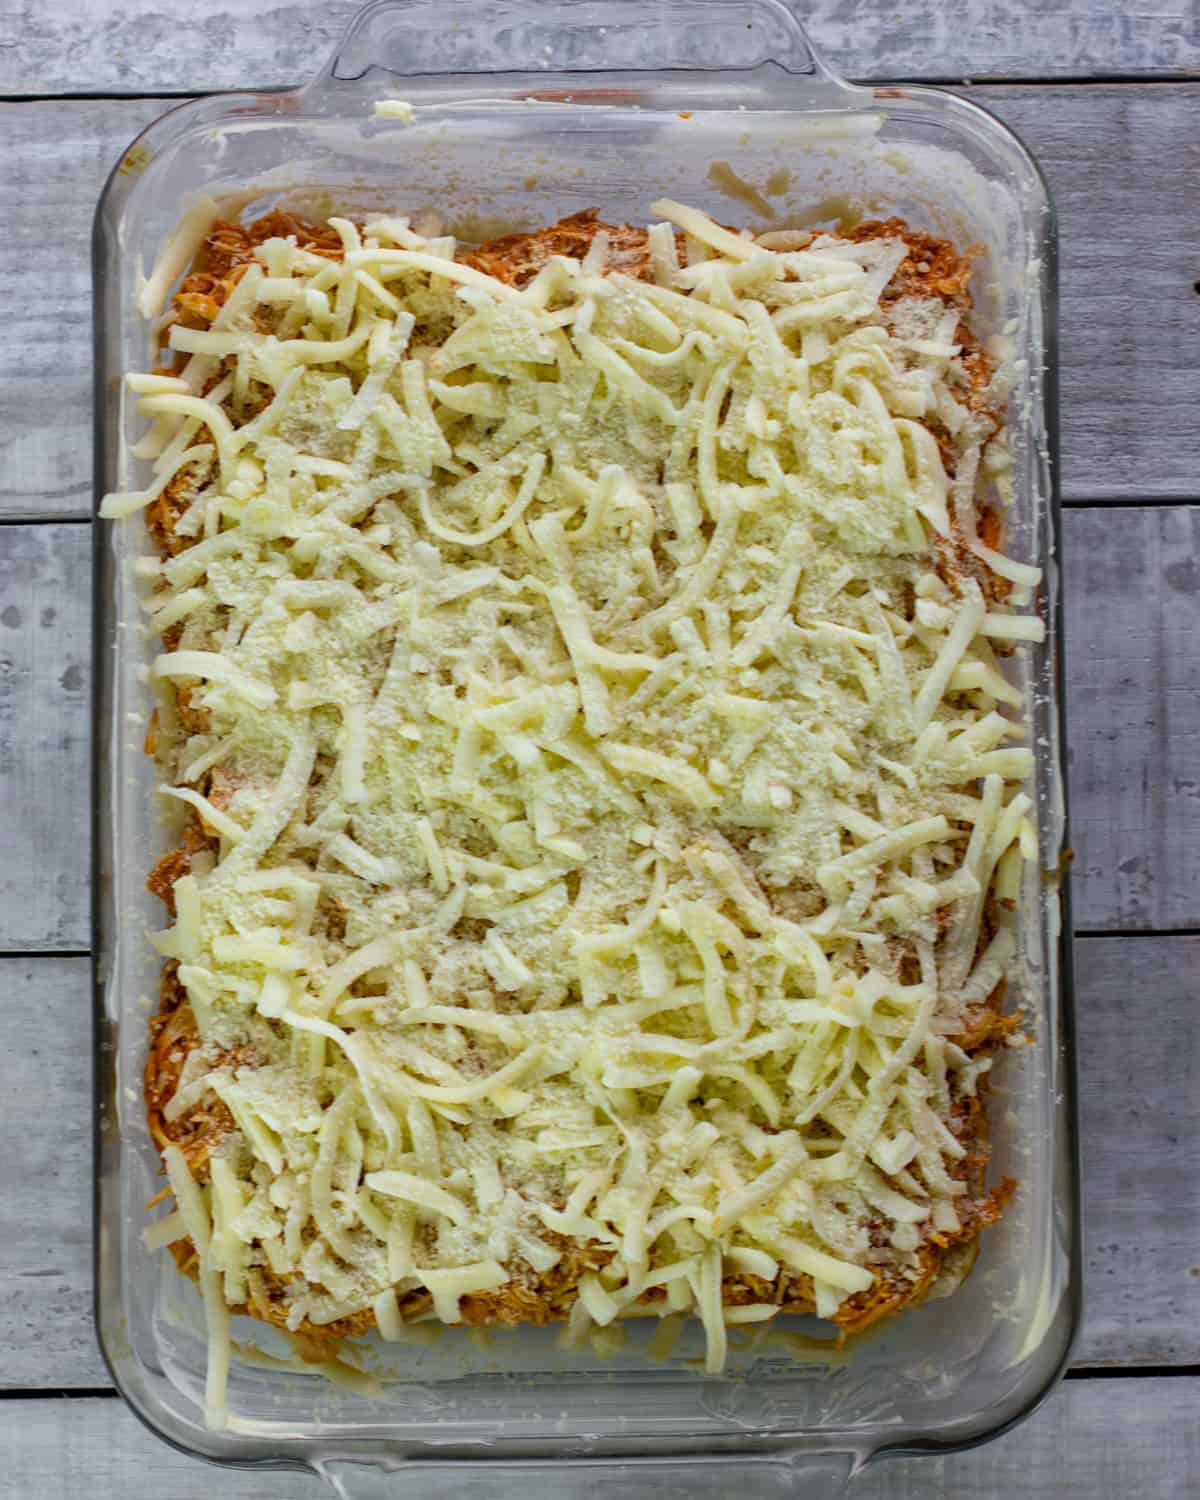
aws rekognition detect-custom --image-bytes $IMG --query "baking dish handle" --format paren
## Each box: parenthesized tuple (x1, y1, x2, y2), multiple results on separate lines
(310, 0, 856, 99)
(318, 1451, 856, 1497)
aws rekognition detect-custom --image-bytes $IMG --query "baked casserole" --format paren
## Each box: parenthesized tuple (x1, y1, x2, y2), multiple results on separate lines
(102, 196, 1042, 1424)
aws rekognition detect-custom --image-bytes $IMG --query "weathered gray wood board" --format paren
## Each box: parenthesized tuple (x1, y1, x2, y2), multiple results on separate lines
(0, 958, 99, 1387)
(1073, 936, 1200, 1365)
(987, 84, 1200, 502)
(4, 3, 1198, 1491)
(0, 98, 164, 522)
(1, 936, 1192, 1390)
(1, 86, 1198, 521)
(0, 524, 91, 950)
(4, 1376, 1198, 1497)
(1065, 506, 1200, 931)
(0, 0, 1196, 95)
(5, 507, 1193, 954)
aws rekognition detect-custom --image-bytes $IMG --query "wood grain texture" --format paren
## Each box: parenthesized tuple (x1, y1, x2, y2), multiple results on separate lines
(5, 504, 1193, 951)
(4, 1377, 1200, 1497)
(1, 87, 1199, 519)
(0, 937, 1194, 1389)
(0, 98, 165, 522)
(1074, 935, 1200, 1364)
(1066, 507, 1200, 930)
(0, 524, 91, 949)
(986, 84, 1200, 501)
(0, 958, 102, 1388)
(0, 0, 1197, 95)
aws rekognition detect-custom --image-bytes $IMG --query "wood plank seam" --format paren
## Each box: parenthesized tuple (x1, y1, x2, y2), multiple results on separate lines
(1061, 499, 1200, 510)
(2, 74, 1200, 102)
(0, 949, 92, 959)
(1075, 927, 1200, 939)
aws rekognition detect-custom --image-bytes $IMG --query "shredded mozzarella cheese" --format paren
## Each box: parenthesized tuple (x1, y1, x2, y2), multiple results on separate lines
(115, 201, 1041, 1409)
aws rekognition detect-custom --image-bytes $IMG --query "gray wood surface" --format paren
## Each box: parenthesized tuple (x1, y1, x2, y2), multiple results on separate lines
(5, 507, 1196, 952)
(2, 5, 1198, 1484)
(3, 937, 1194, 1390)
(1065, 506, 1200, 931)
(1072, 935, 1200, 1364)
(0, 957, 97, 1387)
(1, 85, 1198, 521)
(4, 1377, 1199, 1497)
(0, 0, 1196, 95)
(0, 524, 91, 949)
(0, 98, 163, 521)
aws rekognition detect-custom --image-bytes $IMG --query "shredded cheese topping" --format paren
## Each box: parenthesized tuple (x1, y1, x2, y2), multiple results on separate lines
(112, 200, 1042, 1410)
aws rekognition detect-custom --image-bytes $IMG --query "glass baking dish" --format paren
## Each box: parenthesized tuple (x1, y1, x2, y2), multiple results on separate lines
(91, 0, 1079, 1491)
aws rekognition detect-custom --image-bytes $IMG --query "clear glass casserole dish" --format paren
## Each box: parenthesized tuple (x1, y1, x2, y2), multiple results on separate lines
(92, 1, 1079, 1492)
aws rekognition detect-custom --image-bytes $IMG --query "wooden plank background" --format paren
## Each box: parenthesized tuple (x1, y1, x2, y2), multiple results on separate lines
(1066, 506, 1200, 930)
(0, 1, 1196, 1492)
(3, 87, 1198, 521)
(3, 1379, 1199, 1497)
(0, 526, 91, 950)
(0, 0, 1196, 94)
